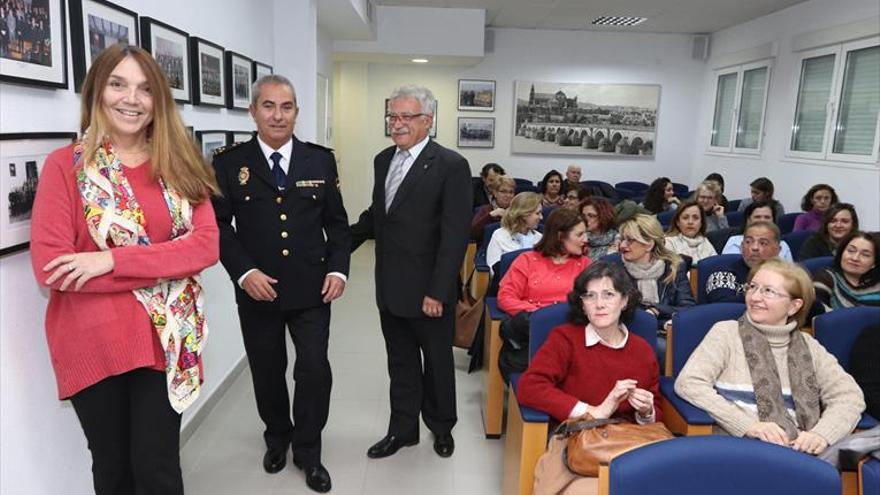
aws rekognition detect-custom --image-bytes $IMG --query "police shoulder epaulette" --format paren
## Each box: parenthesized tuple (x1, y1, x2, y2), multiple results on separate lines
(306, 141, 334, 153)
(212, 140, 245, 157)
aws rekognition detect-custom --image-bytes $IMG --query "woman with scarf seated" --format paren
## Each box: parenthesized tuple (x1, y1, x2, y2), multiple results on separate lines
(813, 231, 880, 311)
(676, 259, 864, 455)
(664, 200, 717, 265)
(578, 196, 619, 260)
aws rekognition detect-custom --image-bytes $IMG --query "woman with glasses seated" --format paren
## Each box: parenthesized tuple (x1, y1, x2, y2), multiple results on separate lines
(519, 261, 662, 495)
(579, 196, 619, 260)
(470, 176, 516, 243)
(676, 259, 864, 455)
(485, 191, 543, 275)
(813, 231, 880, 311)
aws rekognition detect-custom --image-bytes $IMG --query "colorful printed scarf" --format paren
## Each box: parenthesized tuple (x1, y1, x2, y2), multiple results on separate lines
(74, 136, 207, 413)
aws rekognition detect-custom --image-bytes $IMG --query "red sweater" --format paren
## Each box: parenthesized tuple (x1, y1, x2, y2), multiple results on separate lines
(498, 252, 590, 316)
(30, 145, 219, 399)
(517, 323, 663, 423)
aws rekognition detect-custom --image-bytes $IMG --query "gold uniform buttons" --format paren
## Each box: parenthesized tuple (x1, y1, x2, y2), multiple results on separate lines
(281, 231, 289, 239)
(280, 213, 288, 221)
(282, 249, 290, 256)
(276, 197, 283, 204)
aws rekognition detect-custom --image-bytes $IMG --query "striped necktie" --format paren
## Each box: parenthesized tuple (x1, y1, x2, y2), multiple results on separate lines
(385, 149, 410, 212)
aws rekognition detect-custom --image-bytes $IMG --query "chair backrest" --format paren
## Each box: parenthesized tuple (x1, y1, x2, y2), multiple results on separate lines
(727, 199, 742, 211)
(528, 303, 571, 359)
(581, 180, 619, 202)
(498, 248, 531, 282)
(607, 436, 841, 495)
(669, 303, 746, 375)
(799, 256, 833, 277)
(696, 254, 743, 304)
(778, 212, 800, 235)
(782, 230, 813, 260)
(725, 211, 745, 228)
(615, 181, 649, 194)
(671, 182, 689, 199)
(479, 222, 501, 253)
(707, 227, 735, 254)
(514, 177, 537, 193)
(629, 310, 658, 353)
(657, 210, 675, 228)
(863, 458, 880, 495)
(541, 205, 558, 220)
(814, 306, 880, 371)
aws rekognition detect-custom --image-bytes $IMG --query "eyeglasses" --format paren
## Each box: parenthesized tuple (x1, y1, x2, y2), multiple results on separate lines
(580, 290, 621, 303)
(386, 113, 425, 123)
(739, 282, 791, 299)
(619, 236, 643, 245)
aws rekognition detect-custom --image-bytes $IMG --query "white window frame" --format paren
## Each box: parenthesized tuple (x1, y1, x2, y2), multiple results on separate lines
(707, 60, 772, 155)
(787, 36, 880, 164)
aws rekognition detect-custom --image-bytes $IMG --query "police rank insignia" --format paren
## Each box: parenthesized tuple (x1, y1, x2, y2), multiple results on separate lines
(238, 166, 250, 185)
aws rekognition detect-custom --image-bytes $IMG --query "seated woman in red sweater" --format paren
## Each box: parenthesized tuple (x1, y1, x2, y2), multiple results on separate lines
(30, 45, 219, 495)
(496, 208, 590, 380)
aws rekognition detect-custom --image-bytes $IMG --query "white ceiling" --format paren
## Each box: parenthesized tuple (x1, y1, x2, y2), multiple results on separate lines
(372, 0, 808, 34)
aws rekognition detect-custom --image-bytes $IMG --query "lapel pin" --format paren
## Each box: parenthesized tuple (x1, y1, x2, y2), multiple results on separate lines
(238, 166, 250, 186)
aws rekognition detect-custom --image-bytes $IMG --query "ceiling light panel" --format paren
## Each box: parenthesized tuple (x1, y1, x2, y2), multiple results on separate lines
(591, 15, 648, 27)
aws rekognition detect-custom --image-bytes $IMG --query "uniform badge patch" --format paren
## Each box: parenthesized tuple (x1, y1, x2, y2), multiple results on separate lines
(238, 166, 250, 186)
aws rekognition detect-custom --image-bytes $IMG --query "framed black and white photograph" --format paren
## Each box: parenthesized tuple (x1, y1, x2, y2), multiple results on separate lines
(227, 130, 254, 144)
(139, 17, 189, 103)
(69, 0, 138, 91)
(252, 60, 272, 82)
(189, 37, 224, 107)
(225, 51, 252, 110)
(0, 132, 77, 256)
(194, 130, 228, 160)
(0, 0, 68, 88)
(458, 79, 495, 111)
(458, 117, 494, 148)
(513, 80, 660, 157)
(384, 98, 437, 138)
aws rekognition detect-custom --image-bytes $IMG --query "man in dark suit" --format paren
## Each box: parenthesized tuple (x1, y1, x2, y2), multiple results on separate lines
(473, 162, 505, 208)
(212, 75, 349, 493)
(351, 85, 472, 459)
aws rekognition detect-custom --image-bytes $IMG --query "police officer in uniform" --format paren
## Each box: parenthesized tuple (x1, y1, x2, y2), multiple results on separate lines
(212, 74, 350, 493)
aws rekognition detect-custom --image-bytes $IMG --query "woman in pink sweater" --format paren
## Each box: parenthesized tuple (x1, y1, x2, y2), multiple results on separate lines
(30, 45, 219, 495)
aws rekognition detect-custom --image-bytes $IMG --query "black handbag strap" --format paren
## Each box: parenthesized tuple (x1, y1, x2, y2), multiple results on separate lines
(553, 417, 625, 437)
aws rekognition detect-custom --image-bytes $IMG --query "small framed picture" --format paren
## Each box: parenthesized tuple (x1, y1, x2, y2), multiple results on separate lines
(189, 37, 225, 107)
(227, 131, 255, 144)
(225, 51, 252, 110)
(384, 98, 437, 138)
(195, 130, 229, 160)
(458, 79, 495, 112)
(0, 132, 78, 256)
(252, 61, 272, 82)
(0, 0, 69, 89)
(69, 0, 139, 91)
(139, 17, 189, 103)
(458, 117, 495, 148)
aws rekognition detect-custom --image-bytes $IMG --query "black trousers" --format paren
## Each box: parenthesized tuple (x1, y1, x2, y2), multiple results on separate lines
(379, 310, 457, 438)
(238, 304, 332, 467)
(69, 368, 183, 495)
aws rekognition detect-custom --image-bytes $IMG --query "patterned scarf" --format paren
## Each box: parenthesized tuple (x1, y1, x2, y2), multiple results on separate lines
(737, 315, 820, 440)
(623, 258, 665, 304)
(75, 136, 207, 413)
(828, 270, 880, 309)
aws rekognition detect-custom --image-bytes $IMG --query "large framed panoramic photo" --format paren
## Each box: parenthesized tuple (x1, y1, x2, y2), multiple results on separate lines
(139, 17, 190, 103)
(189, 37, 225, 107)
(0, 132, 77, 256)
(69, 0, 139, 91)
(513, 81, 660, 156)
(0, 0, 68, 88)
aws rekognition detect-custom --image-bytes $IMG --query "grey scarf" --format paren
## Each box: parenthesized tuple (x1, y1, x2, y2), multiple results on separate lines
(623, 258, 665, 305)
(738, 315, 821, 440)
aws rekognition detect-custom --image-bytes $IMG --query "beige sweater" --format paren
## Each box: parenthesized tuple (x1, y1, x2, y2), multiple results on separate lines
(674, 318, 865, 445)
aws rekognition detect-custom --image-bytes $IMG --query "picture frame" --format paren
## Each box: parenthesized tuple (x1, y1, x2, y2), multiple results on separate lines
(458, 79, 495, 112)
(194, 130, 228, 160)
(225, 51, 252, 110)
(384, 98, 437, 138)
(0, 0, 69, 89)
(227, 131, 255, 144)
(458, 117, 495, 148)
(189, 37, 225, 107)
(69, 0, 138, 91)
(252, 60, 272, 82)
(0, 132, 78, 256)
(139, 17, 189, 103)
(512, 80, 660, 157)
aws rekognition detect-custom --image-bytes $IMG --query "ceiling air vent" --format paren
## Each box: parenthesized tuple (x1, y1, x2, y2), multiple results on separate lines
(591, 16, 647, 27)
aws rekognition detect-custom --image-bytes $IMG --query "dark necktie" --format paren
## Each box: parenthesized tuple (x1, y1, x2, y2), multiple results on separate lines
(270, 151, 285, 190)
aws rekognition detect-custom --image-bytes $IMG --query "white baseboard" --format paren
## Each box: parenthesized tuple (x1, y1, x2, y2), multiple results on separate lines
(180, 354, 248, 446)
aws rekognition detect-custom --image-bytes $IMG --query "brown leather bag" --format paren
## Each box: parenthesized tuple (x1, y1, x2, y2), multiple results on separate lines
(454, 268, 484, 349)
(555, 415, 673, 477)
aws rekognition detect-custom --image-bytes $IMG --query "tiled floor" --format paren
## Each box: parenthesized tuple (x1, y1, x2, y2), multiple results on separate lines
(182, 246, 504, 494)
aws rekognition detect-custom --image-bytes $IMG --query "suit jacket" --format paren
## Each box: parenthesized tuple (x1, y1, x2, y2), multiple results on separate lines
(212, 137, 351, 311)
(473, 181, 492, 208)
(351, 140, 472, 318)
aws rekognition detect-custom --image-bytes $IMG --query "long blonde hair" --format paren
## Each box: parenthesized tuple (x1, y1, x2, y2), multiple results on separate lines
(502, 192, 542, 234)
(79, 44, 218, 202)
(619, 214, 680, 284)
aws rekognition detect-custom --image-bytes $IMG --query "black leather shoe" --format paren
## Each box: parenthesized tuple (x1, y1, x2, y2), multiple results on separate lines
(433, 433, 454, 458)
(294, 461, 332, 493)
(366, 434, 419, 459)
(263, 447, 287, 474)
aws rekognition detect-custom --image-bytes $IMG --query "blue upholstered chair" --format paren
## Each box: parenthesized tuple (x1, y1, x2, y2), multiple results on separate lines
(659, 303, 746, 435)
(541, 205, 558, 220)
(778, 212, 800, 235)
(813, 307, 880, 430)
(862, 457, 880, 495)
(725, 210, 745, 228)
(695, 254, 742, 304)
(727, 198, 742, 211)
(473, 222, 501, 300)
(657, 210, 675, 229)
(800, 256, 833, 277)
(783, 230, 813, 260)
(598, 436, 841, 495)
(671, 182, 689, 199)
(503, 306, 658, 495)
(482, 248, 531, 438)
(513, 177, 536, 193)
(615, 181, 649, 195)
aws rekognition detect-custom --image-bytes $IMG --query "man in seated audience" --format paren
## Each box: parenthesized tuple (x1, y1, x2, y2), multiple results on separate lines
(474, 162, 505, 208)
(705, 221, 781, 303)
(722, 200, 794, 261)
(470, 176, 516, 242)
(562, 164, 582, 193)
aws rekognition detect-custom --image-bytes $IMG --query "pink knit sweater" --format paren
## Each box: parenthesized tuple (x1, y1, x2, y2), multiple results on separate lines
(30, 145, 219, 399)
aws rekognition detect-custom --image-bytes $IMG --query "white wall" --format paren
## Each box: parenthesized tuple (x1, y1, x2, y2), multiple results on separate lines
(0, 1, 318, 494)
(690, 0, 880, 229)
(333, 27, 707, 219)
